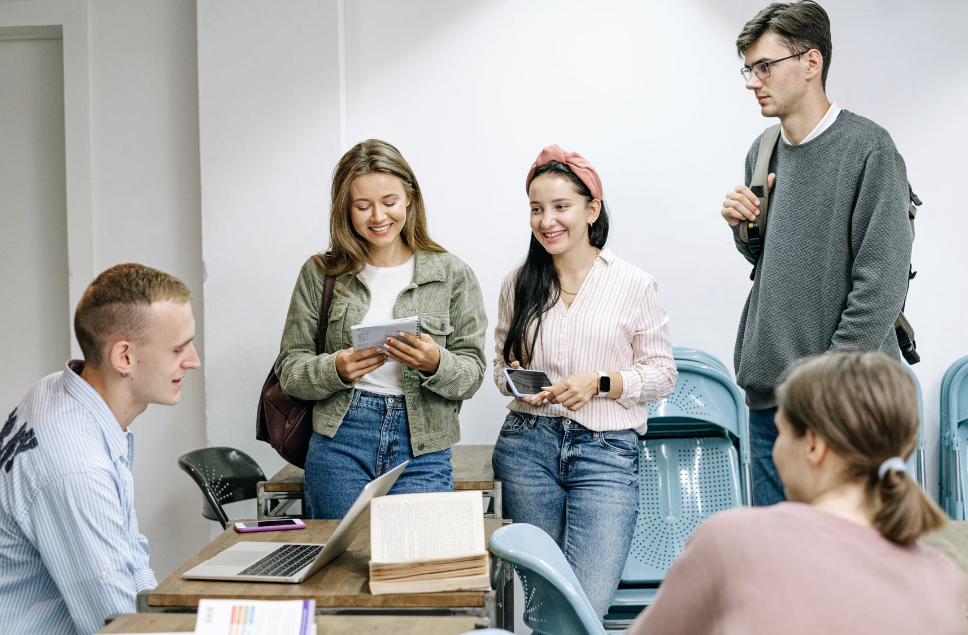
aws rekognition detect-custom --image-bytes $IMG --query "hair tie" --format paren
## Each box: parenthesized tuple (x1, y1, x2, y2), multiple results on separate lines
(877, 456, 907, 480)
(525, 144, 603, 201)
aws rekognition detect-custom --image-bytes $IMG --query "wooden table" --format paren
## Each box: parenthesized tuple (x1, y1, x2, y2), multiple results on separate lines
(138, 519, 512, 629)
(922, 521, 968, 635)
(258, 445, 501, 519)
(100, 612, 484, 633)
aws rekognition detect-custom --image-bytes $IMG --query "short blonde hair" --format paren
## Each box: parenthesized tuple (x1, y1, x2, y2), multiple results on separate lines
(776, 352, 945, 544)
(74, 263, 192, 367)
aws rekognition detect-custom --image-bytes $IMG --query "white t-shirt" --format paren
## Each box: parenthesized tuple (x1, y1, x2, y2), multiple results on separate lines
(355, 256, 416, 396)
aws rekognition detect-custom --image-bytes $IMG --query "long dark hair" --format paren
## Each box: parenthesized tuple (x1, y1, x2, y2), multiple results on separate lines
(502, 161, 610, 365)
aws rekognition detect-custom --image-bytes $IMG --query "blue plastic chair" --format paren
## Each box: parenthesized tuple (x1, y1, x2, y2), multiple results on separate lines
(906, 368, 926, 489)
(671, 346, 732, 380)
(941, 355, 968, 519)
(488, 523, 606, 635)
(608, 356, 750, 620)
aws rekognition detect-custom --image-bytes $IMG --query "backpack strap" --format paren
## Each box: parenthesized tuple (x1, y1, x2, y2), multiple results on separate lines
(739, 124, 782, 279)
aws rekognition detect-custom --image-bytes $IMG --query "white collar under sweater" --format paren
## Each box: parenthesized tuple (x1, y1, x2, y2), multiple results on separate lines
(781, 101, 842, 145)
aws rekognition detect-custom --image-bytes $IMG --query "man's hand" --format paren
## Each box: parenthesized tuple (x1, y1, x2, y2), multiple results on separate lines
(335, 346, 387, 382)
(386, 331, 441, 374)
(720, 173, 775, 226)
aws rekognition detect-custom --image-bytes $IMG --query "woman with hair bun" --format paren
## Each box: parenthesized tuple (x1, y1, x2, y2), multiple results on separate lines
(628, 351, 966, 635)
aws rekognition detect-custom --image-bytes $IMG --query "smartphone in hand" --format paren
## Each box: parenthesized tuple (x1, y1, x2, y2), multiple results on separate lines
(503, 368, 552, 398)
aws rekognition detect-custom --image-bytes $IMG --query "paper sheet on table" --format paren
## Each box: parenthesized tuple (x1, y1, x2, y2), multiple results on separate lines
(193, 599, 316, 635)
(370, 491, 486, 563)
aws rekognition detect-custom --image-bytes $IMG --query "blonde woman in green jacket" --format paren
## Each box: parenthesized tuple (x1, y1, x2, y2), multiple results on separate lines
(274, 139, 487, 519)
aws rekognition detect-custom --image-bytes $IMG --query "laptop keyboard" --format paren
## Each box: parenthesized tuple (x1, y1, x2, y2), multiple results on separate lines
(238, 544, 324, 578)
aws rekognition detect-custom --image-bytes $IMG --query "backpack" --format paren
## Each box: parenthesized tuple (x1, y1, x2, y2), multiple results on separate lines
(256, 264, 335, 467)
(737, 124, 922, 364)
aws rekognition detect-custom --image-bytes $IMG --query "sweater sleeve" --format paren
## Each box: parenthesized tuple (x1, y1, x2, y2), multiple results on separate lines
(274, 259, 352, 400)
(627, 517, 728, 635)
(616, 277, 678, 407)
(829, 147, 911, 352)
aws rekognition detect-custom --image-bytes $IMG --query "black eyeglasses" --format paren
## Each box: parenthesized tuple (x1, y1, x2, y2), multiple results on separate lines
(741, 51, 807, 81)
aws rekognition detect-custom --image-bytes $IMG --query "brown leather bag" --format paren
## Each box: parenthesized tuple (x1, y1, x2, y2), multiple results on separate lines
(256, 269, 335, 468)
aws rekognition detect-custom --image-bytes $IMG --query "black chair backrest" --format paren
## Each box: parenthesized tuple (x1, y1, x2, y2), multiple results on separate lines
(178, 447, 266, 529)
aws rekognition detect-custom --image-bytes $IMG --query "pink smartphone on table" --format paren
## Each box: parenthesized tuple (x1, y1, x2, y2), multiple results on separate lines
(234, 518, 306, 533)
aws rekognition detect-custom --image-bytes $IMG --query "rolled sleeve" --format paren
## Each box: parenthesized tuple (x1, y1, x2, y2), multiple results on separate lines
(616, 278, 678, 408)
(27, 472, 156, 635)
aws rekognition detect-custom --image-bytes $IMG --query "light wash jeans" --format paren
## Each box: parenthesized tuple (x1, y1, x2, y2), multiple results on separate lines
(749, 406, 785, 506)
(492, 411, 639, 619)
(304, 389, 453, 519)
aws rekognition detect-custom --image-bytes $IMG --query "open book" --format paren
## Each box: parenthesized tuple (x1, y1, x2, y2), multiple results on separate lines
(368, 490, 491, 595)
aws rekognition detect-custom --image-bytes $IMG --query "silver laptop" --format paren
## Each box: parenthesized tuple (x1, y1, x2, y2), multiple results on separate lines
(182, 461, 408, 583)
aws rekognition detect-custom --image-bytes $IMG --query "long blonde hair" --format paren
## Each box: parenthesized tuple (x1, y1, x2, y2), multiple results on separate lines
(776, 351, 945, 545)
(321, 139, 444, 276)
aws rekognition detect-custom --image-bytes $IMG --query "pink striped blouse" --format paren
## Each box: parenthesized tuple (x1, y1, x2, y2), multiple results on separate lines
(493, 248, 677, 433)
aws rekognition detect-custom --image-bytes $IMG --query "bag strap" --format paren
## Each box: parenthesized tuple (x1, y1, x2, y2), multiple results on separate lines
(315, 265, 336, 356)
(740, 124, 782, 280)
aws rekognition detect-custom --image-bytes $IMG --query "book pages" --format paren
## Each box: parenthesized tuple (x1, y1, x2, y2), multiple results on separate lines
(370, 491, 485, 563)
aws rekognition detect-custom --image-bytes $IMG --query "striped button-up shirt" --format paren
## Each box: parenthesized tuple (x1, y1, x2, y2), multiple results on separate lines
(494, 248, 677, 433)
(0, 361, 156, 635)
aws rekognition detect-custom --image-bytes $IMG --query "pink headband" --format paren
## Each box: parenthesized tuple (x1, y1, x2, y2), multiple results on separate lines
(525, 144, 603, 201)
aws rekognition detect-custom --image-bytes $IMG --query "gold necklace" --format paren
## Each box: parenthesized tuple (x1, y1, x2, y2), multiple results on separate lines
(560, 288, 578, 295)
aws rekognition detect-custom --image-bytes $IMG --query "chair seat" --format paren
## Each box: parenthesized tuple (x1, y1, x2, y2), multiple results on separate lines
(621, 436, 740, 584)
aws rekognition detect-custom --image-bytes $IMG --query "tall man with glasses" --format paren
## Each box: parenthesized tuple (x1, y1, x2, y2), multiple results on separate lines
(720, 1, 912, 505)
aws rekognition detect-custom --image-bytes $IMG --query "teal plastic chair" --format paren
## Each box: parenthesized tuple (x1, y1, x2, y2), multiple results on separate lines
(488, 523, 606, 635)
(941, 355, 968, 519)
(608, 356, 749, 623)
(906, 368, 926, 489)
(671, 346, 732, 380)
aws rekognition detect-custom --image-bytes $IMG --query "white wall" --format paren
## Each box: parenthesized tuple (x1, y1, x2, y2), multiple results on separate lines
(0, 0, 208, 581)
(196, 0, 343, 476)
(86, 0, 207, 578)
(2, 0, 966, 588)
(205, 0, 967, 496)
(0, 36, 69, 408)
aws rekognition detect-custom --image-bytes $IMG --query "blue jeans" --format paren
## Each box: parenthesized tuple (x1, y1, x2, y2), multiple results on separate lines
(492, 412, 639, 619)
(304, 389, 454, 519)
(749, 406, 785, 506)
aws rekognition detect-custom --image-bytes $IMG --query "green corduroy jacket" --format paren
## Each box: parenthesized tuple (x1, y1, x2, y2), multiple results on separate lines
(274, 250, 487, 456)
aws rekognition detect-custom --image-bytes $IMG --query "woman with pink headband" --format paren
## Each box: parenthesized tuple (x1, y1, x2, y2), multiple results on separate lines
(492, 144, 678, 618)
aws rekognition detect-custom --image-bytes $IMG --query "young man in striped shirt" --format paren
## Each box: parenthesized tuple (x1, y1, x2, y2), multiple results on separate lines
(0, 263, 200, 635)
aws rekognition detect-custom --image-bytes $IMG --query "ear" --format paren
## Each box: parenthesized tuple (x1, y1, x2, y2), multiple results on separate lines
(107, 340, 134, 377)
(586, 199, 602, 225)
(804, 48, 824, 82)
(804, 428, 829, 468)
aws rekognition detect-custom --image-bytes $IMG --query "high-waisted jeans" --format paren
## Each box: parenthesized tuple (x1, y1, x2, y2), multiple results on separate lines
(303, 389, 454, 519)
(492, 411, 640, 619)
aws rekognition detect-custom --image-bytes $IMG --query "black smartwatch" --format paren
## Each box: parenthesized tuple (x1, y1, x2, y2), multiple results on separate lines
(597, 371, 610, 395)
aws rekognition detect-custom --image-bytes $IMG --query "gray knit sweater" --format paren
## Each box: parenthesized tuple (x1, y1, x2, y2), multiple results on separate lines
(731, 111, 912, 408)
